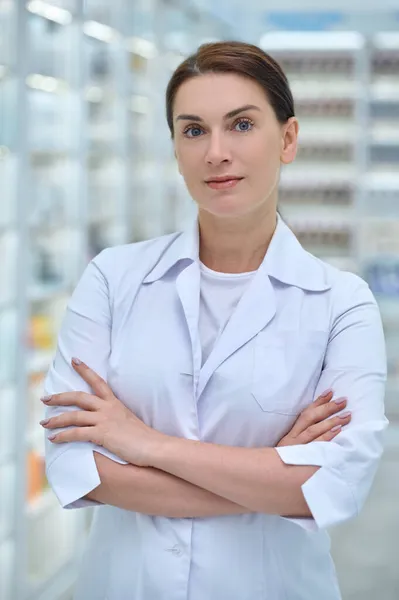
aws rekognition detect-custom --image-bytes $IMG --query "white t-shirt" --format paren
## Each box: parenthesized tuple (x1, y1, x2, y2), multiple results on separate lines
(199, 261, 256, 366)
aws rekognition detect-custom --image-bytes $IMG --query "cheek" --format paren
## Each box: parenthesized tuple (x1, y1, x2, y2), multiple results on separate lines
(176, 149, 203, 186)
(250, 136, 280, 173)
(176, 145, 192, 170)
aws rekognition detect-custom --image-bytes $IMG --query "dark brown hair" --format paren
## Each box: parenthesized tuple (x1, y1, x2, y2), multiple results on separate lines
(166, 40, 295, 138)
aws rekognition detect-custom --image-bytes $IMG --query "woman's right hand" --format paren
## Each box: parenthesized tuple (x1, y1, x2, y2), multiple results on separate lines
(276, 390, 351, 447)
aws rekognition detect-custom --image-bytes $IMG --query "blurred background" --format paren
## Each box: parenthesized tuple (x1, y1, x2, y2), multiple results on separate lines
(0, 1, 398, 599)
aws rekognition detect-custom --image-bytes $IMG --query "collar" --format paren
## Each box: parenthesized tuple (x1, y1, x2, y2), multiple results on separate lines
(143, 214, 332, 292)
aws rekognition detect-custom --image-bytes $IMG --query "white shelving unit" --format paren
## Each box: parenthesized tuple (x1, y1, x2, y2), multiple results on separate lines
(2, 1, 231, 599)
(362, 32, 399, 423)
(260, 31, 365, 274)
(1, 2, 19, 599)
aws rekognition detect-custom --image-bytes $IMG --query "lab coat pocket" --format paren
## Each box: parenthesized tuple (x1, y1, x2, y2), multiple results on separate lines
(251, 330, 328, 415)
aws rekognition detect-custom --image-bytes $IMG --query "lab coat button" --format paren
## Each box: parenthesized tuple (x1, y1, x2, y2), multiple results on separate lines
(166, 544, 183, 557)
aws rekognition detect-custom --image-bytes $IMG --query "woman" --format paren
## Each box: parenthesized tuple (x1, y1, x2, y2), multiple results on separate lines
(41, 41, 387, 600)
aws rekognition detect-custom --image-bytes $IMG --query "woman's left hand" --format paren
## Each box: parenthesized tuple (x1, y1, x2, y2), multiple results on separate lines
(40, 358, 168, 467)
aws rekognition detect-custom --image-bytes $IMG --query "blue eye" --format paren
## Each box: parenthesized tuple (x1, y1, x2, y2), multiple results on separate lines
(234, 119, 253, 132)
(184, 126, 204, 138)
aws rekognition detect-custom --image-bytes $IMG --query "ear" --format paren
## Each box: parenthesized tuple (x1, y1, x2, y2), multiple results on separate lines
(280, 117, 299, 165)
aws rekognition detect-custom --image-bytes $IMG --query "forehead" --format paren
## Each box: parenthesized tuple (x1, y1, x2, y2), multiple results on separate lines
(173, 72, 271, 119)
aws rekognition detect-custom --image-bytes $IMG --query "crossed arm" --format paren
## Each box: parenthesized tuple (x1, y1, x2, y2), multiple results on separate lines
(43, 259, 387, 528)
(87, 390, 346, 518)
(88, 448, 316, 518)
(89, 453, 258, 517)
(45, 364, 344, 519)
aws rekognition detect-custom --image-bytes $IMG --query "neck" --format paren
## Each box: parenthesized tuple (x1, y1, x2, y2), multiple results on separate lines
(198, 208, 278, 274)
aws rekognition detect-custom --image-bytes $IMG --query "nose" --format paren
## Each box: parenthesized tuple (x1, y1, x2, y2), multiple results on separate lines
(204, 131, 232, 166)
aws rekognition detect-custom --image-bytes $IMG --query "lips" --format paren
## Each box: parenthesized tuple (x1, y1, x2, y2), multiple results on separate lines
(205, 176, 244, 190)
(206, 176, 243, 183)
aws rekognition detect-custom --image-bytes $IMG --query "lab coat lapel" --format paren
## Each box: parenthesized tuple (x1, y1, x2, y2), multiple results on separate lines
(197, 269, 276, 399)
(175, 261, 202, 383)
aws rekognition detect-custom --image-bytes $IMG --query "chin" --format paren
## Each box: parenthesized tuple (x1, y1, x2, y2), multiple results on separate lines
(199, 196, 257, 219)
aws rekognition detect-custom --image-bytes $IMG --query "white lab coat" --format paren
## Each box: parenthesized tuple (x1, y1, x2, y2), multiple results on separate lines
(44, 215, 388, 600)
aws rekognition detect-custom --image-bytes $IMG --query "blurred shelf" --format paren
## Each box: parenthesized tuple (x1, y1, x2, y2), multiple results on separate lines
(282, 203, 354, 220)
(386, 376, 399, 393)
(27, 426, 45, 448)
(30, 559, 78, 600)
(280, 170, 355, 187)
(364, 172, 399, 190)
(28, 351, 54, 375)
(286, 214, 353, 229)
(0, 454, 15, 469)
(0, 530, 12, 548)
(383, 425, 399, 456)
(29, 283, 71, 303)
(26, 489, 57, 519)
(373, 32, 399, 50)
(26, 1, 73, 26)
(260, 31, 364, 52)
(0, 299, 15, 312)
(320, 257, 358, 272)
(290, 80, 357, 101)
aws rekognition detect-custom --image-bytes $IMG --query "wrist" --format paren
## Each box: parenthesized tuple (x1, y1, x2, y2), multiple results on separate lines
(148, 432, 176, 469)
(149, 433, 181, 470)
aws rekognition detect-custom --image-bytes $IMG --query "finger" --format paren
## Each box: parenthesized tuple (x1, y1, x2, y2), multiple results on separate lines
(315, 419, 350, 442)
(315, 426, 342, 442)
(288, 391, 333, 435)
(299, 412, 352, 444)
(71, 358, 114, 400)
(299, 397, 348, 430)
(41, 391, 100, 410)
(41, 410, 97, 430)
(312, 389, 334, 407)
(47, 426, 101, 445)
(291, 396, 347, 436)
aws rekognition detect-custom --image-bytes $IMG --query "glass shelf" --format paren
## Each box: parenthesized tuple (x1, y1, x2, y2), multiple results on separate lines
(0, 538, 14, 600)
(27, 12, 73, 80)
(0, 0, 16, 69)
(27, 500, 78, 587)
(28, 88, 73, 153)
(0, 385, 16, 466)
(0, 462, 15, 543)
(0, 308, 17, 387)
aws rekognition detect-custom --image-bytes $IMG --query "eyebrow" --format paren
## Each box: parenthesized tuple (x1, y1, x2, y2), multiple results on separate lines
(175, 104, 261, 123)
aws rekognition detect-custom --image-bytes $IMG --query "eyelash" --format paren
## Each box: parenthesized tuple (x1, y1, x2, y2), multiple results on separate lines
(183, 117, 254, 138)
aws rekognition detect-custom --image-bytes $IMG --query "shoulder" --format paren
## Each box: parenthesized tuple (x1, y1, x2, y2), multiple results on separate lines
(90, 231, 181, 281)
(309, 254, 379, 316)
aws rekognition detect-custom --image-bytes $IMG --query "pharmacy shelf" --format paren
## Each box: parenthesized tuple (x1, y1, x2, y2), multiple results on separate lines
(260, 32, 364, 270)
(26, 489, 58, 520)
(31, 560, 80, 600)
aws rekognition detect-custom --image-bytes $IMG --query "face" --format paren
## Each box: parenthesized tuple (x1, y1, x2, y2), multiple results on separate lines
(173, 73, 298, 219)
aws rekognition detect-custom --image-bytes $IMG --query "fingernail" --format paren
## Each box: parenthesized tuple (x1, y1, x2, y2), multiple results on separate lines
(321, 388, 333, 398)
(48, 434, 56, 441)
(331, 425, 342, 432)
(339, 411, 351, 419)
(72, 357, 83, 366)
(40, 419, 49, 426)
(41, 395, 52, 403)
(334, 397, 347, 405)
